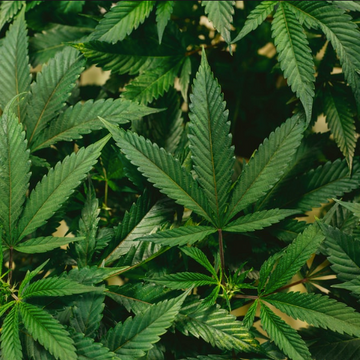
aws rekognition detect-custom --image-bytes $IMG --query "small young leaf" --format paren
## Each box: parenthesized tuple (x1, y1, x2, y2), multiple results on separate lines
(19, 259, 49, 296)
(179, 56, 191, 102)
(243, 299, 258, 329)
(180, 247, 217, 278)
(75, 181, 99, 268)
(150, 272, 218, 289)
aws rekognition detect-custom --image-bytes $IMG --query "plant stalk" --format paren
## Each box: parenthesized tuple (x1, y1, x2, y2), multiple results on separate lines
(218, 229, 225, 283)
(8, 246, 13, 284)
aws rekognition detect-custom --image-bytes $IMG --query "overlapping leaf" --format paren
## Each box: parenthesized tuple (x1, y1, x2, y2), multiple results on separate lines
(30, 24, 93, 66)
(188, 51, 234, 225)
(70, 292, 105, 338)
(102, 291, 188, 360)
(91, 1, 155, 43)
(324, 86, 357, 169)
(0, 106, 30, 244)
(226, 113, 305, 222)
(232, 1, 277, 43)
(176, 300, 261, 353)
(272, 2, 315, 122)
(0, 1, 24, 31)
(288, 1, 360, 108)
(201, 1, 235, 44)
(72, 332, 116, 360)
(321, 223, 360, 282)
(266, 291, 360, 337)
(122, 57, 183, 104)
(75, 181, 99, 267)
(263, 224, 325, 294)
(102, 120, 212, 223)
(31, 98, 159, 152)
(306, 330, 360, 360)
(24, 46, 85, 145)
(224, 209, 297, 233)
(156, 1, 174, 44)
(0, 305, 22, 360)
(260, 302, 311, 360)
(334, 199, 360, 219)
(74, 24, 184, 75)
(106, 282, 169, 315)
(103, 194, 173, 264)
(0, 9, 31, 122)
(19, 302, 77, 360)
(272, 159, 360, 212)
(16, 136, 109, 242)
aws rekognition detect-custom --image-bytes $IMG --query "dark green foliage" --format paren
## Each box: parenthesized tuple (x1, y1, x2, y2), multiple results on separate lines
(1, 1, 360, 359)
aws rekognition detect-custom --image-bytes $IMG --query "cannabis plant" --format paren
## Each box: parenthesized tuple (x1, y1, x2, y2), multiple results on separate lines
(2, 1, 360, 360)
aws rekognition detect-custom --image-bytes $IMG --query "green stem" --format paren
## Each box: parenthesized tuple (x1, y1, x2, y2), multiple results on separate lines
(218, 229, 225, 283)
(8, 247, 13, 284)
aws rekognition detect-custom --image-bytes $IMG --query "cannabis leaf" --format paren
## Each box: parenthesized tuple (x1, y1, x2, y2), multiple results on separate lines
(272, 2, 315, 122)
(323, 86, 357, 169)
(91, 1, 155, 43)
(24, 46, 85, 144)
(0, 101, 30, 244)
(201, 1, 235, 45)
(188, 51, 235, 226)
(155, 1, 174, 44)
(260, 302, 311, 360)
(102, 290, 189, 359)
(176, 299, 261, 353)
(0, 8, 31, 122)
(16, 135, 110, 242)
(265, 291, 360, 337)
